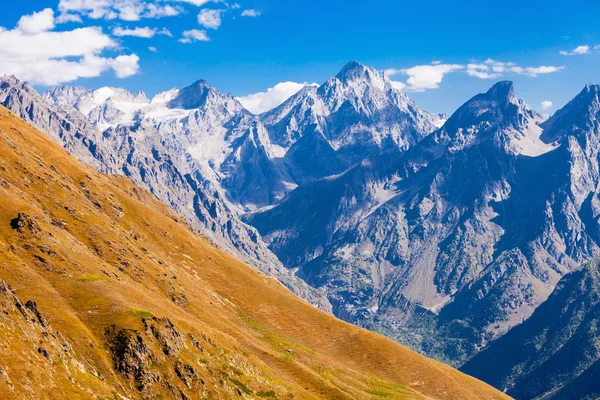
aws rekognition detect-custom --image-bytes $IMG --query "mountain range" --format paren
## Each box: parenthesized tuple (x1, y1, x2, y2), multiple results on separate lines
(2, 61, 600, 399)
(0, 104, 506, 399)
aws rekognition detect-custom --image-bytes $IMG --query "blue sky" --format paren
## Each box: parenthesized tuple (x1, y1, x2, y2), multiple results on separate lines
(1, 0, 599, 114)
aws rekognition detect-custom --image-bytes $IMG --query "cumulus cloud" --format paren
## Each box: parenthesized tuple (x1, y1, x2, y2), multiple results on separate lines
(17, 8, 56, 34)
(56, 13, 83, 24)
(0, 18, 139, 85)
(173, 0, 213, 5)
(386, 58, 564, 91)
(144, 4, 182, 18)
(112, 26, 172, 38)
(540, 100, 553, 110)
(467, 59, 564, 78)
(390, 80, 406, 91)
(179, 29, 210, 43)
(57, 0, 182, 21)
(241, 9, 260, 17)
(148, 46, 158, 52)
(198, 9, 224, 29)
(237, 82, 318, 114)
(560, 45, 591, 56)
(387, 63, 464, 92)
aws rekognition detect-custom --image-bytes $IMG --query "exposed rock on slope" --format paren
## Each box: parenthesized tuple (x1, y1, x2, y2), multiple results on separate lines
(0, 105, 507, 399)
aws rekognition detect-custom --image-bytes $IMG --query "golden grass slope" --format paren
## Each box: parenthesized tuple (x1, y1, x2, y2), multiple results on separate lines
(0, 105, 509, 399)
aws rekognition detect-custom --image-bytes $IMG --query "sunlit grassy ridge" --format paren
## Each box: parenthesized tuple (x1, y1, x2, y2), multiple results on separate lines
(0, 105, 509, 399)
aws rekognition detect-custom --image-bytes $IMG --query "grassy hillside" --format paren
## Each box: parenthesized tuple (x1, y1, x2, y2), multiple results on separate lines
(0, 105, 508, 399)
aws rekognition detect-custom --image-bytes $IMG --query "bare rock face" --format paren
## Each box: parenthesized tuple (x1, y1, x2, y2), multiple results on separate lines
(107, 327, 160, 391)
(143, 316, 185, 356)
(175, 362, 200, 389)
(0, 279, 85, 394)
(10, 213, 41, 235)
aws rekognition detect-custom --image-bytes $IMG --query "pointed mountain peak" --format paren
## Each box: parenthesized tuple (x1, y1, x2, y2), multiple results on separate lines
(335, 61, 379, 83)
(189, 79, 212, 89)
(168, 79, 223, 109)
(484, 81, 516, 103)
(541, 83, 600, 143)
(574, 83, 600, 107)
(0, 75, 21, 85)
(442, 81, 535, 136)
(0, 75, 31, 91)
(167, 78, 244, 113)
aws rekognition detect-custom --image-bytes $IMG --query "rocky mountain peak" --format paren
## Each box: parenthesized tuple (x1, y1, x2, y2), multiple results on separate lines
(335, 61, 374, 82)
(442, 81, 536, 139)
(167, 79, 243, 113)
(485, 80, 516, 103)
(541, 83, 600, 143)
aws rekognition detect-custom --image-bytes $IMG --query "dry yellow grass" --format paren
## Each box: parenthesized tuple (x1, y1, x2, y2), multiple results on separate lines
(0, 105, 509, 399)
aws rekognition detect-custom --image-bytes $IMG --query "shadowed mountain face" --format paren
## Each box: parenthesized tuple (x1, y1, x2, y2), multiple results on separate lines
(461, 260, 600, 400)
(247, 81, 600, 367)
(0, 105, 508, 399)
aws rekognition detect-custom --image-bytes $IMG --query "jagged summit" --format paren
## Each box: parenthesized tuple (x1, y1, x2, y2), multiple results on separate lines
(541, 83, 600, 143)
(485, 80, 516, 103)
(442, 80, 537, 136)
(0, 75, 21, 85)
(166, 79, 243, 112)
(335, 60, 374, 82)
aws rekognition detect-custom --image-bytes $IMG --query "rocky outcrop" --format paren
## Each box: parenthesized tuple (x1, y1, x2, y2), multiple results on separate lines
(107, 327, 160, 391)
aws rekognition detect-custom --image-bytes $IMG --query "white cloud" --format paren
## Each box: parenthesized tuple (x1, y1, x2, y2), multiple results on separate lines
(173, 0, 232, 6)
(560, 45, 591, 56)
(148, 46, 158, 52)
(115, 0, 145, 21)
(387, 63, 464, 92)
(174, 0, 212, 5)
(198, 9, 224, 29)
(390, 81, 406, 91)
(241, 9, 260, 17)
(540, 100, 553, 110)
(58, 0, 182, 21)
(467, 59, 563, 78)
(511, 65, 564, 77)
(111, 54, 140, 77)
(0, 23, 140, 85)
(237, 82, 318, 114)
(466, 63, 503, 79)
(387, 58, 564, 91)
(56, 13, 83, 23)
(179, 29, 210, 43)
(17, 8, 55, 35)
(58, 0, 117, 20)
(112, 26, 172, 38)
(143, 4, 182, 18)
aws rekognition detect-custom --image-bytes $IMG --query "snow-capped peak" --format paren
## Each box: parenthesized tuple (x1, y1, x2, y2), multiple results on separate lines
(166, 79, 244, 115)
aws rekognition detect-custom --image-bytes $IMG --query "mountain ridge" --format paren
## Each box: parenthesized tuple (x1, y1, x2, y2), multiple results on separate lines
(0, 103, 508, 399)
